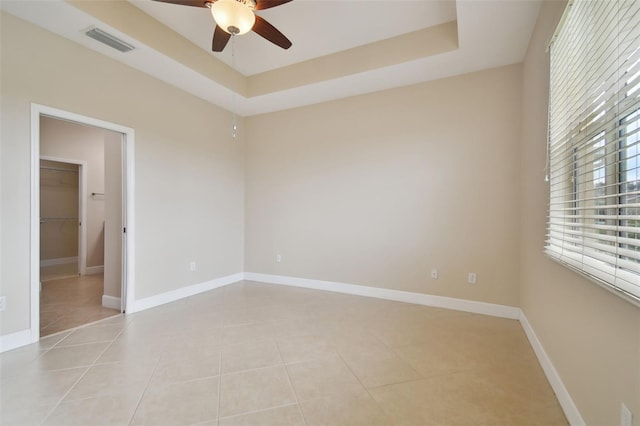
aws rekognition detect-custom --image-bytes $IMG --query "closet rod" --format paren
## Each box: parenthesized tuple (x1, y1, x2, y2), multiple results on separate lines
(40, 217, 79, 223)
(40, 166, 78, 173)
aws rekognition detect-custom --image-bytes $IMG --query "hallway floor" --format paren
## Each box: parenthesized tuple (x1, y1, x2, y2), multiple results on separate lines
(40, 274, 120, 337)
(2, 281, 567, 425)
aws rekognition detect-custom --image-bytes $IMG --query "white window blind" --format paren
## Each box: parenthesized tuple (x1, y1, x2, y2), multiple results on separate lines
(547, 0, 640, 304)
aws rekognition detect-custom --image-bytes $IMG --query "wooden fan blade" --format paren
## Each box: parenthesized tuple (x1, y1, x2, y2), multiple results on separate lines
(252, 15, 292, 49)
(255, 0, 294, 11)
(151, 0, 210, 8)
(212, 25, 232, 52)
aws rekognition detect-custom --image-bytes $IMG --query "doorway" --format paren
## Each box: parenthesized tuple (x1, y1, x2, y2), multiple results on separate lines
(39, 117, 121, 336)
(30, 104, 135, 343)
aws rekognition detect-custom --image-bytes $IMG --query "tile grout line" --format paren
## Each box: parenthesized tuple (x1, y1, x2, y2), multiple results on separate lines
(127, 355, 162, 426)
(216, 332, 223, 424)
(334, 347, 395, 421)
(218, 402, 303, 423)
(273, 337, 307, 426)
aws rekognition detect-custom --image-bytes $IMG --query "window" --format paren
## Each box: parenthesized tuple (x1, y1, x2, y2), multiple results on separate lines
(547, 0, 640, 303)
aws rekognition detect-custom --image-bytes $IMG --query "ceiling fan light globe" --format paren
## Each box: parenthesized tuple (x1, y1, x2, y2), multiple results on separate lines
(211, 0, 255, 35)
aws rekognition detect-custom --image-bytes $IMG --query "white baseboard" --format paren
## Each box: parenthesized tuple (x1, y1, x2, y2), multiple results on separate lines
(244, 272, 521, 319)
(102, 295, 121, 310)
(0, 329, 33, 353)
(85, 265, 104, 275)
(519, 311, 585, 426)
(129, 272, 244, 313)
(40, 256, 77, 267)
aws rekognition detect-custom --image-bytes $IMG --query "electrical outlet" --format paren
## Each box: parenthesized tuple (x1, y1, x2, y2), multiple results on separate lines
(276, 254, 282, 263)
(431, 268, 438, 279)
(189, 261, 196, 272)
(468, 273, 477, 284)
(0, 296, 6, 311)
(621, 403, 633, 426)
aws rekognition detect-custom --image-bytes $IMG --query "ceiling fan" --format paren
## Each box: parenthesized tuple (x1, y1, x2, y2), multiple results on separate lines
(152, 0, 293, 52)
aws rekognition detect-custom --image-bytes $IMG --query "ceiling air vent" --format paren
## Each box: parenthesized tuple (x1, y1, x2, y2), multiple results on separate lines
(85, 27, 135, 53)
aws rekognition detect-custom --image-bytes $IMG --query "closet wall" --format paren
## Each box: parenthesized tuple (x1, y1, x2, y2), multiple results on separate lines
(40, 159, 79, 268)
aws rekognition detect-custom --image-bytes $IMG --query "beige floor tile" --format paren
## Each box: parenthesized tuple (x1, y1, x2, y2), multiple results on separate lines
(271, 318, 329, 339)
(285, 355, 367, 402)
(219, 404, 305, 426)
(329, 324, 384, 349)
(56, 323, 124, 346)
(185, 305, 224, 335)
(253, 302, 320, 322)
(373, 316, 446, 347)
(219, 366, 297, 418)
(393, 339, 473, 378)
(221, 338, 283, 374)
(96, 333, 170, 364)
(336, 340, 396, 364)
(159, 333, 222, 366)
(220, 322, 276, 345)
(0, 401, 55, 426)
(371, 373, 482, 425)
(123, 316, 186, 338)
(131, 376, 219, 425)
(345, 354, 421, 389)
(276, 334, 337, 364)
(337, 340, 421, 387)
(1, 367, 87, 413)
(474, 363, 568, 425)
(219, 307, 265, 326)
(369, 370, 563, 426)
(64, 358, 156, 401)
(368, 383, 427, 425)
(42, 392, 140, 426)
(0, 345, 48, 379)
(35, 342, 110, 371)
(150, 353, 221, 387)
(300, 394, 392, 426)
(2, 281, 567, 425)
(395, 323, 538, 380)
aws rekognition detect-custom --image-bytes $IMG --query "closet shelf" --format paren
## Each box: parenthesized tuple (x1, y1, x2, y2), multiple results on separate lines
(40, 217, 78, 223)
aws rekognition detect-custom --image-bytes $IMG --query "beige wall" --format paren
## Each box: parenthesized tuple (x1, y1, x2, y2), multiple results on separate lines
(245, 64, 522, 307)
(41, 116, 107, 268)
(520, 1, 640, 424)
(0, 12, 244, 335)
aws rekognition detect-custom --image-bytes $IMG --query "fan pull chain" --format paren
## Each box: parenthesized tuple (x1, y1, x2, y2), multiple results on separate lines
(231, 34, 238, 140)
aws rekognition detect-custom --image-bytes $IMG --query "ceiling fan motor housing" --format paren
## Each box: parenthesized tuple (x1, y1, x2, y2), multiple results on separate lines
(209, 0, 257, 35)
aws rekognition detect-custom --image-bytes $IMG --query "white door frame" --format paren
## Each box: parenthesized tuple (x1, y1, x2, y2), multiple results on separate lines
(30, 103, 135, 342)
(39, 156, 88, 276)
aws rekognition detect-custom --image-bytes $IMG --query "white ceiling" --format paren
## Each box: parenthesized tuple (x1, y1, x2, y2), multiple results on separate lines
(1, 0, 542, 116)
(131, 0, 459, 76)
